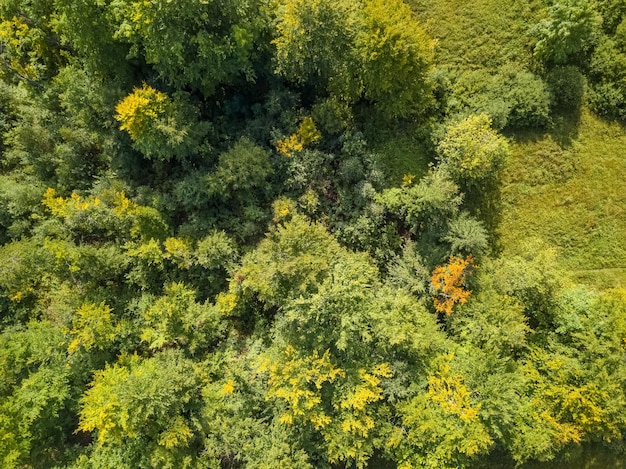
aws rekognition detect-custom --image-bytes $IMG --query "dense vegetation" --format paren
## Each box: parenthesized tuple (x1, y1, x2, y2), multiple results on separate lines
(1, 0, 625, 468)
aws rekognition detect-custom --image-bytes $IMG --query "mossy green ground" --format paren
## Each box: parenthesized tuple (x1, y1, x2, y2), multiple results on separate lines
(400, 0, 626, 290)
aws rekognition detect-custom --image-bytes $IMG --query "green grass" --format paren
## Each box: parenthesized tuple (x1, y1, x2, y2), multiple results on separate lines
(499, 110, 626, 289)
(408, 0, 543, 70)
(370, 0, 545, 187)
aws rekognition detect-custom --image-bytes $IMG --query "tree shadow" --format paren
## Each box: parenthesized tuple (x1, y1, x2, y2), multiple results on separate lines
(460, 178, 504, 257)
(507, 105, 582, 151)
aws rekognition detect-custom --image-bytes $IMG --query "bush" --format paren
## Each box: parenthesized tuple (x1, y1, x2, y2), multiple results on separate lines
(448, 69, 511, 130)
(531, 0, 601, 66)
(545, 66, 585, 112)
(206, 137, 272, 198)
(449, 67, 551, 130)
(115, 86, 209, 161)
(437, 114, 510, 186)
(501, 68, 552, 129)
(588, 36, 626, 120)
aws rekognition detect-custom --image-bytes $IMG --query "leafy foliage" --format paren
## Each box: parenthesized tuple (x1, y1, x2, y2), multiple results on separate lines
(395, 353, 493, 469)
(1, 0, 626, 467)
(437, 114, 510, 185)
(276, 117, 321, 157)
(115, 84, 208, 161)
(110, 0, 265, 95)
(531, 0, 601, 66)
(78, 351, 202, 465)
(355, 0, 435, 118)
(431, 255, 474, 315)
(588, 21, 626, 120)
(447, 67, 552, 130)
(273, 0, 434, 118)
(139, 282, 224, 353)
(207, 137, 272, 197)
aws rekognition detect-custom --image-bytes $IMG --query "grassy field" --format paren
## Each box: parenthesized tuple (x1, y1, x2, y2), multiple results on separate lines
(408, 0, 542, 70)
(499, 111, 626, 289)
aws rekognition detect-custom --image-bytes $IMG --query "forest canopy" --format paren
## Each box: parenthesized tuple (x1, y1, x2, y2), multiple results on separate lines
(1, 0, 626, 468)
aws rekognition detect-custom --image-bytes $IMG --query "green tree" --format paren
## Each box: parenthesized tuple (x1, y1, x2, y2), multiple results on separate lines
(273, 0, 434, 119)
(206, 137, 273, 198)
(0, 175, 44, 243)
(376, 170, 462, 235)
(1, 65, 121, 192)
(221, 214, 342, 312)
(532, 0, 601, 65)
(78, 351, 203, 467)
(448, 66, 551, 131)
(597, 0, 626, 34)
(442, 212, 489, 257)
(110, 0, 265, 95)
(0, 0, 64, 83)
(115, 84, 209, 161)
(394, 353, 493, 469)
(273, 0, 359, 99)
(437, 114, 510, 186)
(588, 32, 626, 120)
(140, 282, 224, 354)
(224, 211, 449, 467)
(0, 321, 73, 468)
(52, 0, 132, 80)
(355, 0, 434, 118)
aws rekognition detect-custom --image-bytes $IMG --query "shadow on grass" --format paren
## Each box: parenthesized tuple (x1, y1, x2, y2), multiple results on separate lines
(458, 178, 505, 256)
(507, 105, 583, 150)
(487, 105, 583, 253)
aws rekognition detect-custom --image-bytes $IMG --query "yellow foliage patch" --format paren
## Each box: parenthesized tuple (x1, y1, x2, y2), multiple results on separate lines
(163, 237, 194, 268)
(260, 346, 344, 429)
(42, 188, 136, 220)
(276, 117, 321, 157)
(158, 416, 194, 449)
(431, 255, 474, 315)
(401, 173, 415, 187)
(428, 353, 481, 422)
(276, 134, 303, 157)
(220, 379, 235, 396)
(215, 292, 238, 316)
(68, 302, 117, 354)
(115, 83, 168, 140)
(0, 17, 29, 48)
(0, 16, 41, 79)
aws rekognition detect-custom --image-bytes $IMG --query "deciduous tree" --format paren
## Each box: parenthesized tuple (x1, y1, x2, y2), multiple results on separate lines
(437, 114, 510, 186)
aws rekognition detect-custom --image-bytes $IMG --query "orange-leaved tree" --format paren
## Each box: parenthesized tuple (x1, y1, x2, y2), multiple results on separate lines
(431, 255, 475, 316)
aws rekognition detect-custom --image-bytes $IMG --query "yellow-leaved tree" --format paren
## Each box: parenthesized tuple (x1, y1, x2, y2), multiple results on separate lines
(115, 84, 208, 161)
(431, 255, 475, 316)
